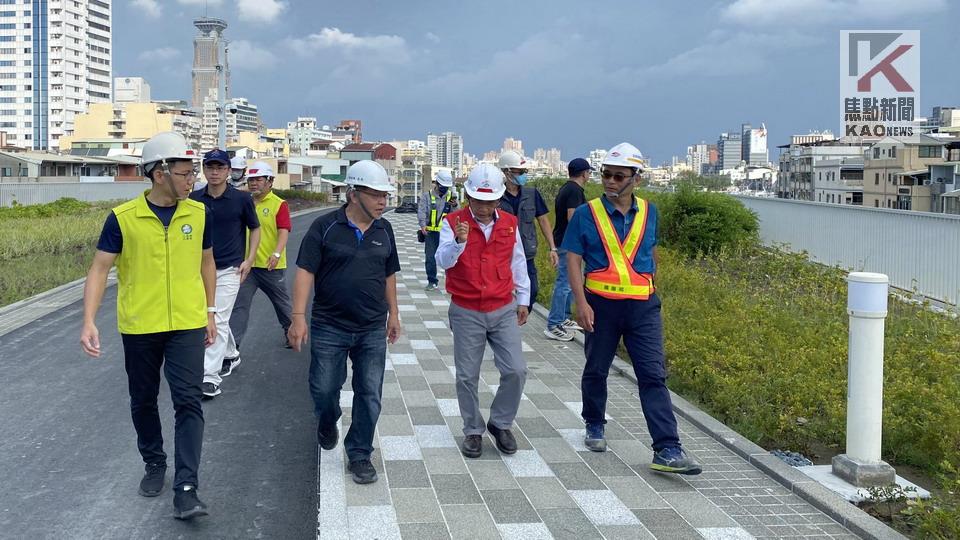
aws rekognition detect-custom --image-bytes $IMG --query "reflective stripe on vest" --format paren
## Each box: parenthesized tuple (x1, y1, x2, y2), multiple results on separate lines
(250, 191, 287, 269)
(113, 191, 208, 334)
(583, 198, 655, 300)
(426, 192, 452, 232)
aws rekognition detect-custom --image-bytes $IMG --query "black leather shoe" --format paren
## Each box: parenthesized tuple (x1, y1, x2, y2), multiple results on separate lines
(486, 422, 517, 454)
(138, 462, 166, 497)
(318, 422, 339, 451)
(461, 434, 483, 458)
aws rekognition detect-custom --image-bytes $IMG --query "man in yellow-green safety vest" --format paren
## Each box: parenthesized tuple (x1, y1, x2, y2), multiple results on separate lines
(80, 131, 216, 520)
(563, 142, 702, 476)
(226, 160, 295, 360)
(418, 169, 457, 291)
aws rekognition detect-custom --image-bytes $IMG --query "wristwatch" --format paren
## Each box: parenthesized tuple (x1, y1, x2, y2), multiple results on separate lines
(207, 306, 217, 313)
(272, 252, 281, 258)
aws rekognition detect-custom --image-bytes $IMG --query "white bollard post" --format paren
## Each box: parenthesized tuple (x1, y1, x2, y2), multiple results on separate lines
(832, 272, 896, 487)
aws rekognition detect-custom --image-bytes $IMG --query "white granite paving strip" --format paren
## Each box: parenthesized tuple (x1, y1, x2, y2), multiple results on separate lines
(379, 436, 423, 461)
(423, 320, 447, 329)
(410, 340, 437, 350)
(557, 428, 591, 452)
(569, 490, 641, 526)
(339, 391, 354, 409)
(318, 420, 348, 540)
(521, 341, 534, 353)
(388, 353, 418, 365)
(502, 450, 555, 477)
(697, 527, 757, 540)
(436, 398, 461, 417)
(409, 293, 428, 299)
(430, 300, 449, 307)
(346, 506, 401, 540)
(415, 425, 458, 448)
(398, 304, 417, 312)
(497, 523, 555, 539)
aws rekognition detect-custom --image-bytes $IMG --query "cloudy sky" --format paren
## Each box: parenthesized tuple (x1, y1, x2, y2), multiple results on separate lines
(118, 0, 959, 164)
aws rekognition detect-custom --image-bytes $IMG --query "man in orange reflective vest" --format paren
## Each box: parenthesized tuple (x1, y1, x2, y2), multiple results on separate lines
(563, 142, 701, 475)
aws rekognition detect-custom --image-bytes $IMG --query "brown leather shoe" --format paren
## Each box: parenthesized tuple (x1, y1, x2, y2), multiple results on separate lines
(461, 434, 483, 458)
(486, 422, 517, 454)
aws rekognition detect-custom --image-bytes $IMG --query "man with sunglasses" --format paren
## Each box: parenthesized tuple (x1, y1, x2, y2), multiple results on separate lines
(225, 162, 295, 370)
(80, 131, 216, 519)
(497, 150, 558, 308)
(563, 142, 701, 475)
(288, 160, 402, 485)
(189, 149, 261, 399)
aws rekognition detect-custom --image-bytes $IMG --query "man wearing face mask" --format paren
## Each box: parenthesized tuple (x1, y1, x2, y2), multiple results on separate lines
(563, 142, 701, 475)
(497, 150, 558, 309)
(418, 170, 457, 291)
(229, 156, 247, 188)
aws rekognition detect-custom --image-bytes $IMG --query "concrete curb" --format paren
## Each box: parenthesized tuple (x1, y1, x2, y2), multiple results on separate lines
(0, 205, 333, 338)
(530, 302, 906, 540)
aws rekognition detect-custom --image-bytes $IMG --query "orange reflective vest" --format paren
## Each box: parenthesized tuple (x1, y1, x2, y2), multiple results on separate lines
(584, 197, 655, 300)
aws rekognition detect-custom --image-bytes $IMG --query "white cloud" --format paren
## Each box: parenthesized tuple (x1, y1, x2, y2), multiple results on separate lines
(228, 40, 276, 69)
(176, 0, 224, 5)
(237, 0, 286, 23)
(286, 28, 410, 62)
(137, 47, 181, 62)
(131, 0, 161, 17)
(425, 32, 441, 44)
(722, 0, 947, 26)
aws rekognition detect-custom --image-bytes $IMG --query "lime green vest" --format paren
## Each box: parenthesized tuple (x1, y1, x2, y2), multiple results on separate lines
(113, 192, 208, 334)
(251, 191, 287, 269)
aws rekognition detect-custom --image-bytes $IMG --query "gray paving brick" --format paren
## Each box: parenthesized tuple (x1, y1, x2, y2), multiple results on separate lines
(466, 459, 519, 490)
(432, 473, 482, 504)
(517, 476, 578, 509)
(602, 476, 670, 509)
(527, 393, 568, 410)
(428, 383, 457, 399)
(549, 462, 605, 490)
(441, 504, 500, 540)
(377, 414, 415, 436)
(539, 507, 602, 540)
(540, 408, 585, 429)
(384, 460, 431, 488)
(528, 437, 581, 463)
(421, 447, 468, 475)
(408, 406, 445, 426)
(399, 390, 437, 407)
(391, 488, 443, 524)
(599, 524, 657, 539)
(516, 416, 560, 439)
(397, 375, 430, 391)
(399, 522, 449, 540)
(578, 450, 635, 477)
(481, 489, 540, 524)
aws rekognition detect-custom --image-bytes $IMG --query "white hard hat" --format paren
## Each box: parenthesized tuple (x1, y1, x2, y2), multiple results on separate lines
(434, 170, 453, 187)
(346, 160, 396, 192)
(230, 156, 246, 170)
(246, 161, 274, 179)
(465, 163, 506, 201)
(601, 142, 645, 170)
(498, 150, 530, 170)
(141, 131, 197, 170)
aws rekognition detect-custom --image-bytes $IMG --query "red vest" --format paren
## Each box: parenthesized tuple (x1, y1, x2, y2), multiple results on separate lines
(444, 208, 518, 313)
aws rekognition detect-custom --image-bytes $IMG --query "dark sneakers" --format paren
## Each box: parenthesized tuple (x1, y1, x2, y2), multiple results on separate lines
(348, 459, 378, 484)
(651, 447, 703, 475)
(584, 423, 607, 453)
(487, 423, 518, 454)
(318, 422, 339, 451)
(201, 382, 221, 399)
(219, 355, 241, 377)
(461, 434, 483, 458)
(173, 486, 208, 520)
(138, 462, 166, 497)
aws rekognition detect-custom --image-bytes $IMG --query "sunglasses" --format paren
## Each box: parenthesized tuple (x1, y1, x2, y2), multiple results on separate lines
(600, 170, 635, 182)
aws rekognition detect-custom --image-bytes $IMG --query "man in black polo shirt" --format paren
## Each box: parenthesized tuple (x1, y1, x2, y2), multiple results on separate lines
(545, 157, 591, 341)
(288, 160, 401, 485)
(189, 149, 261, 398)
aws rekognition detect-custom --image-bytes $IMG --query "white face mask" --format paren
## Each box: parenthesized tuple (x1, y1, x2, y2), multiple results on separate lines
(230, 170, 245, 181)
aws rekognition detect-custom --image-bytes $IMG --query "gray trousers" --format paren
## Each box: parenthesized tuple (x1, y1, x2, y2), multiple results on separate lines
(228, 268, 293, 350)
(448, 300, 527, 436)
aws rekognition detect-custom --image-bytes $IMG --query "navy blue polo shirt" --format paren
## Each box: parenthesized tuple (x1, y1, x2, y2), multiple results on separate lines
(561, 195, 659, 274)
(189, 184, 260, 269)
(297, 205, 401, 331)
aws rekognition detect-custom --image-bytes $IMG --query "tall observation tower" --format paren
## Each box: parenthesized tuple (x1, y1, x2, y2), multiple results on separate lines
(192, 17, 229, 109)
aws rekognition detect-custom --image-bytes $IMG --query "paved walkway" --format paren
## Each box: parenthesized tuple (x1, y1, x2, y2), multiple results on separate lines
(319, 212, 865, 540)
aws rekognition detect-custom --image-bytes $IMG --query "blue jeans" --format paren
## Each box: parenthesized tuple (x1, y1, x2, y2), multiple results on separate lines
(309, 321, 387, 462)
(546, 249, 572, 328)
(526, 259, 538, 309)
(424, 230, 440, 285)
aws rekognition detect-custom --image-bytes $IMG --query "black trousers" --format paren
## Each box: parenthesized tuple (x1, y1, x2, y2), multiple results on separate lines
(121, 328, 205, 489)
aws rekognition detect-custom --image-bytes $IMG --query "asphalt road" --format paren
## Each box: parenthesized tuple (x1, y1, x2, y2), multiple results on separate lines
(0, 207, 335, 539)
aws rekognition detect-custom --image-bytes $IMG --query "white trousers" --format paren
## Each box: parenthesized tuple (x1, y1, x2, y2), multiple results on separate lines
(203, 267, 240, 385)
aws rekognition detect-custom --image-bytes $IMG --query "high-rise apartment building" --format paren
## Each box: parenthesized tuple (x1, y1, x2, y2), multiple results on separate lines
(114, 76, 150, 104)
(191, 17, 228, 110)
(502, 137, 522, 154)
(0, 0, 113, 150)
(717, 132, 742, 171)
(200, 93, 259, 150)
(427, 131, 463, 172)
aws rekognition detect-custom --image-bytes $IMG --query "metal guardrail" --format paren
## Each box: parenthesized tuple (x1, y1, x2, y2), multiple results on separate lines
(0, 181, 150, 207)
(732, 195, 960, 305)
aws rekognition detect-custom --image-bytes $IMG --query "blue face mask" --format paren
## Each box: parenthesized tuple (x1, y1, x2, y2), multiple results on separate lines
(437, 185, 449, 196)
(513, 173, 528, 186)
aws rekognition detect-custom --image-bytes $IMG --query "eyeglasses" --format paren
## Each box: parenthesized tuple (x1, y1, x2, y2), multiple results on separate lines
(600, 169, 635, 182)
(357, 188, 388, 200)
(169, 168, 198, 180)
(508, 169, 526, 175)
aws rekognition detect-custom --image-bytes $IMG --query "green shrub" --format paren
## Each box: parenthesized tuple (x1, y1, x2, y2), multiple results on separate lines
(274, 189, 328, 203)
(653, 185, 759, 256)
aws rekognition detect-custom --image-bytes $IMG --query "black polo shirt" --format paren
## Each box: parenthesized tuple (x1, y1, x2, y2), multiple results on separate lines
(297, 205, 401, 331)
(189, 183, 260, 269)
